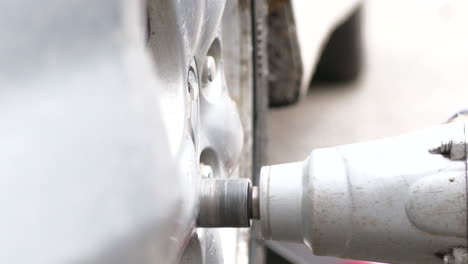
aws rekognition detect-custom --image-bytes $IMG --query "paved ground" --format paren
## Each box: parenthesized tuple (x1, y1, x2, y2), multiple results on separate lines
(266, 0, 468, 263)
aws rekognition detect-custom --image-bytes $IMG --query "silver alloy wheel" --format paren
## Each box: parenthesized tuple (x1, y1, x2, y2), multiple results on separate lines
(0, 0, 258, 263)
(147, 1, 254, 263)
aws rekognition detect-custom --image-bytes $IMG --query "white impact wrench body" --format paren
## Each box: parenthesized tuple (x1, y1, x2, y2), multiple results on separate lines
(198, 122, 468, 264)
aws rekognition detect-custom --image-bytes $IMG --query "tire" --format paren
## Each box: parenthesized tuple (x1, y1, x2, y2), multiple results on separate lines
(267, 0, 303, 107)
(312, 4, 363, 83)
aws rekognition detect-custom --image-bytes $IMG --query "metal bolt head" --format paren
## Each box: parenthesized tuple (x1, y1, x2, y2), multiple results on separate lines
(197, 179, 252, 227)
(443, 254, 455, 264)
(187, 67, 199, 101)
(429, 139, 466, 160)
(251, 186, 260, 219)
(203, 56, 217, 84)
(429, 140, 452, 155)
(200, 163, 214, 178)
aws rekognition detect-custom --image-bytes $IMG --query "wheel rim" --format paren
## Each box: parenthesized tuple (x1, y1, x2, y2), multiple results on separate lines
(147, 0, 254, 263)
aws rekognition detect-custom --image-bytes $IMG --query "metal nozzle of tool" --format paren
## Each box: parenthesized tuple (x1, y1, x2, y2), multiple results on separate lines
(197, 179, 259, 227)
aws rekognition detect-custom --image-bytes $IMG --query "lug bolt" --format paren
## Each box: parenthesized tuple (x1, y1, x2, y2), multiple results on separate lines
(429, 138, 466, 160)
(187, 67, 199, 101)
(197, 178, 253, 227)
(203, 56, 217, 84)
(443, 254, 455, 264)
(200, 163, 214, 178)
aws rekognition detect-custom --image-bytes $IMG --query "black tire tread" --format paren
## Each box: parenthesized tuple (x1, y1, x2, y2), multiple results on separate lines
(267, 0, 302, 107)
(312, 4, 363, 83)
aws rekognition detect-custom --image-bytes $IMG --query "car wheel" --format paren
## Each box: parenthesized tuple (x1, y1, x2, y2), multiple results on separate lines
(147, 0, 266, 263)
